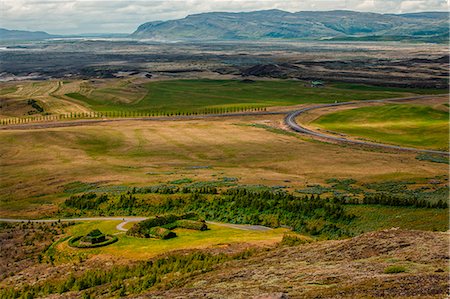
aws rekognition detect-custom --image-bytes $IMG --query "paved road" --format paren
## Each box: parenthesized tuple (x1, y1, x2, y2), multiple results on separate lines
(285, 95, 449, 156)
(0, 217, 273, 232)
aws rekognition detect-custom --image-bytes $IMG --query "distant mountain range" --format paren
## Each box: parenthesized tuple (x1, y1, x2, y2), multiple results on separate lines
(2, 10, 448, 43)
(132, 10, 449, 42)
(0, 28, 57, 40)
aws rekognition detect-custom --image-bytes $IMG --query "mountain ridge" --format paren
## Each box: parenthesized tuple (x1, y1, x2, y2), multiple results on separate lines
(132, 9, 449, 42)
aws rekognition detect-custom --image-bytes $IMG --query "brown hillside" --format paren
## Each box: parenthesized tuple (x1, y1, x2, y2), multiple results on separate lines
(142, 229, 449, 299)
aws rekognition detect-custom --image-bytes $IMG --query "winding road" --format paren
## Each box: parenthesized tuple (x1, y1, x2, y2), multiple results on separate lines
(0, 217, 272, 232)
(1, 94, 448, 155)
(284, 95, 449, 156)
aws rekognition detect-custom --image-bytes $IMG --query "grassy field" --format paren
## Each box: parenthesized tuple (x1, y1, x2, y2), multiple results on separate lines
(64, 79, 446, 113)
(55, 221, 287, 260)
(0, 114, 447, 218)
(1, 78, 446, 118)
(312, 103, 449, 150)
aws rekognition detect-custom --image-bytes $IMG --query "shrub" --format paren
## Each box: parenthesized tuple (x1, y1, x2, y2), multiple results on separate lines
(81, 229, 106, 244)
(148, 227, 176, 239)
(174, 220, 208, 231)
(384, 265, 407, 274)
(127, 213, 198, 238)
(280, 233, 313, 246)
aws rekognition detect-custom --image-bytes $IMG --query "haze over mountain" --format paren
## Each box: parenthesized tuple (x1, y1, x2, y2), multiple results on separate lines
(0, 28, 57, 40)
(132, 10, 449, 42)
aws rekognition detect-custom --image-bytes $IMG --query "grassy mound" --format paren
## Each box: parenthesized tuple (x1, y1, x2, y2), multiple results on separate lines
(127, 213, 204, 239)
(68, 234, 118, 248)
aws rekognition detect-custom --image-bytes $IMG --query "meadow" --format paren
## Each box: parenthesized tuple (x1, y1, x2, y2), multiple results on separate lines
(1, 114, 447, 218)
(65, 79, 446, 113)
(53, 220, 287, 261)
(1, 78, 447, 119)
(312, 103, 449, 150)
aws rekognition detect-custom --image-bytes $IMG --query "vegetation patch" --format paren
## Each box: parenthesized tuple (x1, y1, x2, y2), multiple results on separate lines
(0, 249, 255, 298)
(280, 232, 314, 246)
(170, 178, 193, 184)
(126, 213, 206, 239)
(416, 153, 449, 164)
(384, 265, 407, 274)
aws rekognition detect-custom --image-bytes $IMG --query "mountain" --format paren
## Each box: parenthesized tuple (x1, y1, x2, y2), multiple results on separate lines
(132, 10, 449, 42)
(0, 28, 56, 40)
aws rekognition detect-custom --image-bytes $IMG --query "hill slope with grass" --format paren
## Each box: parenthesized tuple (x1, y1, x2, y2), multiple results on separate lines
(147, 229, 449, 298)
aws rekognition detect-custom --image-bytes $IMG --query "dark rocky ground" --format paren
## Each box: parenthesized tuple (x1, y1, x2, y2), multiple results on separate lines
(0, 39, 448, 88)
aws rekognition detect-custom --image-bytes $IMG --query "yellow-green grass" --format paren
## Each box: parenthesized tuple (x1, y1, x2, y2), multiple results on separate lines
(58, 220, 287, 260)
(0, 115, 447, 217)
(312, 104, 449, 150)
(64, 79, 444, 113)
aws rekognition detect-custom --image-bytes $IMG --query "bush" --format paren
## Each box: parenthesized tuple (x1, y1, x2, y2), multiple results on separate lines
(280, 233, 313, 246)
(174, 220, 208, 231)
(81, 229, 106, 244)
(148, 227, 177, 239)
(127, 213, 198, 238)
(384, 265, 407, 274)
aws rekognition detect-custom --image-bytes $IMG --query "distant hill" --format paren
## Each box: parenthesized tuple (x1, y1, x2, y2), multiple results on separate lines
(0, 28, 56, 40)
(132, 10, 449, 42)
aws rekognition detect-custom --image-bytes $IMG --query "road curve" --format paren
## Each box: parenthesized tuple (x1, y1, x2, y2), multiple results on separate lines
(285, 95, 450, 156)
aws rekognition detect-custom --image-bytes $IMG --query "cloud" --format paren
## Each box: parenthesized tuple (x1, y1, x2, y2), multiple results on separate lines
(0, 0, 448, 34)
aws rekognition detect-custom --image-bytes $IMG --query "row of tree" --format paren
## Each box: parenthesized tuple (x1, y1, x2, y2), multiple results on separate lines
(0, 106, 268, 125)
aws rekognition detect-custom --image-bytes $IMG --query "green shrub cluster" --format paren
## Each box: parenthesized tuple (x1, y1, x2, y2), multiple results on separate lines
(416, 153, 449, 164)
(384, 265, 407, 274)
(126, 213, 198, 238)
(361, 193, 448, 208)
(280, 233, 313, 246)
(147, 227, 177, 239)
(173, 219, 208, 231)
(64, 193, 109, 209)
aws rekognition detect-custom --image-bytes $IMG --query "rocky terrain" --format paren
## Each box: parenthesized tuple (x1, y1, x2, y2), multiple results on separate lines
(0, 39, 448, 88)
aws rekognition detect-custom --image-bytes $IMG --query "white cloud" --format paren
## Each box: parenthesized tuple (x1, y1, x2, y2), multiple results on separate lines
(0, 0, 448, 34)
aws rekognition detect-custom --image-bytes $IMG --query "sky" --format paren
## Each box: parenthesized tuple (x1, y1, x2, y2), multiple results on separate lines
(1, 0, 449, 34)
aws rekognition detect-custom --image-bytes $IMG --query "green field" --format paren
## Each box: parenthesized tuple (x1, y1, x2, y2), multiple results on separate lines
(312, 104, 449, 150)
(65, 79, 444, 113)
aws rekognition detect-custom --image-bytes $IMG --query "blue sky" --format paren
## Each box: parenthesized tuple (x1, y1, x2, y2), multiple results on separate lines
(1, 0, 448, 34)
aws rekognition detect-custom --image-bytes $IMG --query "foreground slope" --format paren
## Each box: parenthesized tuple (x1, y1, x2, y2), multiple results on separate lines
(145, 229, 449, 298)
